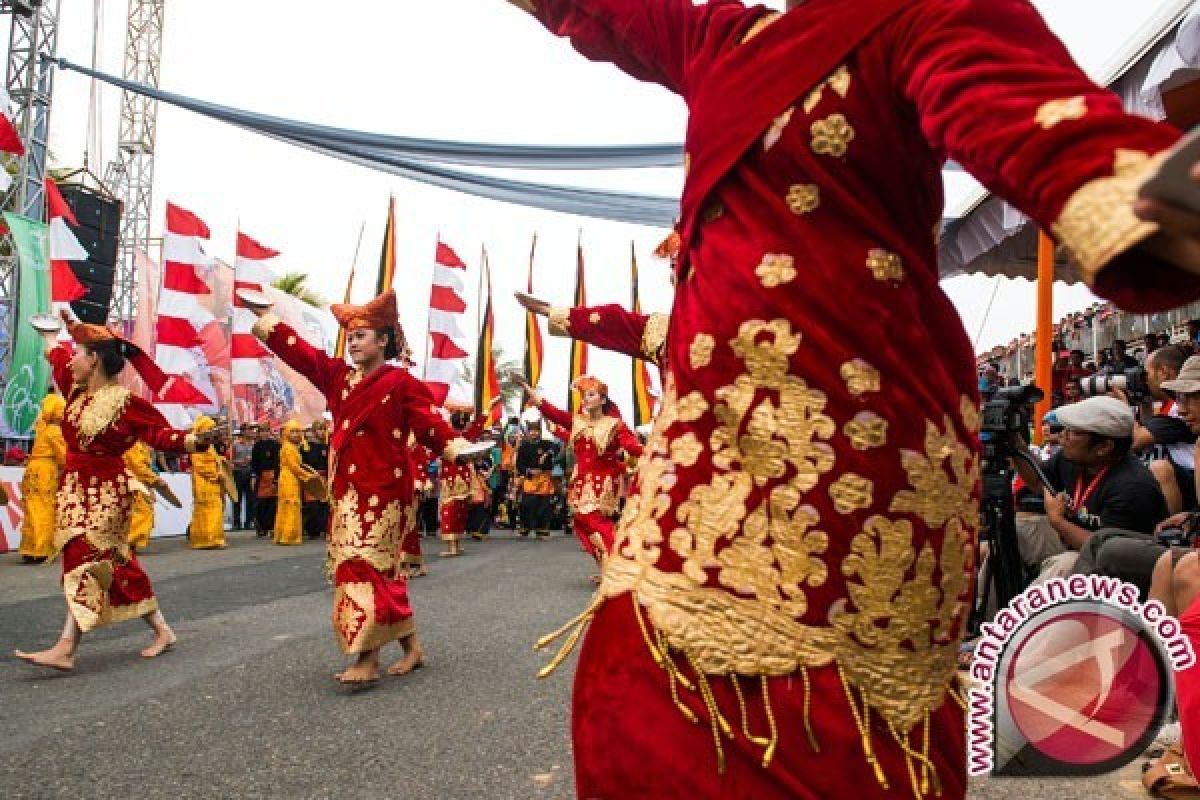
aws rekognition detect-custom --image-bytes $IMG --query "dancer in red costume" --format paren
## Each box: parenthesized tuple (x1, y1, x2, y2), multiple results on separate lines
(403, 437, 435, 577)
(14, 314, 213, 671)
(501, 0, 1200, 796)
(249, 289, 482, 685)
(514, 374, 642, 571)
(436, 403, 494, 557)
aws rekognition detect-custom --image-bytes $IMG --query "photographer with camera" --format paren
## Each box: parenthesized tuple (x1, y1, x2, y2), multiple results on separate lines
(1011, 396, 1168, 581)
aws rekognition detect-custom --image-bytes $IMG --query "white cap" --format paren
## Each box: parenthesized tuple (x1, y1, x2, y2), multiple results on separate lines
(1054, 396, 1135, 439)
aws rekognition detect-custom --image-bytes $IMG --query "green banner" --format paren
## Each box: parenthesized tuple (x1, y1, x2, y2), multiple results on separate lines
(2, 212, 51, 436)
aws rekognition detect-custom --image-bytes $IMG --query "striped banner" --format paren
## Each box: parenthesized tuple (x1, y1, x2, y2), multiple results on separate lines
(630, 242, 655, 427)
(568, 238, 588, 416)
(523, 233, 543, 389)
(475, 248, 502, 424)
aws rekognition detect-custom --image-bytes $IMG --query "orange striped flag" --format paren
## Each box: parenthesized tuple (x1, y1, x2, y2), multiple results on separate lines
(568, 237, 588, 415)
(630, 242, 655, 427)
(523, 234, 543, 389)
(475, 249, 502, 424)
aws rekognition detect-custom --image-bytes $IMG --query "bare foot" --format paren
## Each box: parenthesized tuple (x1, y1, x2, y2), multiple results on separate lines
(414, 566, 428, 577)
(387, 642, 425, 677)
(334, 661, 380, 684)
(589, 574, 602, 586)
(140, 628, 177, 658)
(14, 644, 75, 672)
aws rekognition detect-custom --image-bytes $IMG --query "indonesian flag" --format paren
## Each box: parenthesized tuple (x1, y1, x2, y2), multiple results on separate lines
(231, 232, 278, 385)
(155, 202, 218, 425)
(44, 179, 88, 312)
(425, 240, 469, 405)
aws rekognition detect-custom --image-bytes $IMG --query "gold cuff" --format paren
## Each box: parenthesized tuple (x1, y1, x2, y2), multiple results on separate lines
(1052, 151, 1166, 284)
(251, 312, 282, 342)
(547, 306, 571, 337)
(442, 437, 472, 462)
(641, 313, 670, 365)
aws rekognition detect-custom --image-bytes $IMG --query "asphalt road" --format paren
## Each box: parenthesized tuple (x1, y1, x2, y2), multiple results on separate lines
(0, 531, 1159, 799)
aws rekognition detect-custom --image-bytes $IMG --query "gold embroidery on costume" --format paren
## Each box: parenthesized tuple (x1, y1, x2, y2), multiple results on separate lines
(642, 313, 670, 364)
(960, 395, 980, 435)
(333, 579, 416, 654)
(548, 306, 571, 337)
(66, 385, 131, 448)
(670, 433, 703, 468)
(811, 114, 855, 158)
(1035, 95, 1087, 129)
(890, 417, 977, 532)
(589, 312, 602, 324)
(1051, 151, 1165, 286)
(787, 184, 820, 215)
(572, 473, 622, 516)
(677, 391, 709, 423)
(829, 473, 874, 514)
(866, 248, 905, 284)
(844, 412, 889, 450)
(803, 64, 852, 114)
(755, 253, 797, 288)
(440, 470, 473, 502)
(327, 485, 410, 574)
(55, 470, 132, 555)
(741, 12, 781, 45)
(251, 312, 281, 340)
(689, 333, 716, 370)
(1113, 148, 1150, 177)
(841, 359, 881, 396)
(570, 414, 620, 455)
(763, 107, 795, 151)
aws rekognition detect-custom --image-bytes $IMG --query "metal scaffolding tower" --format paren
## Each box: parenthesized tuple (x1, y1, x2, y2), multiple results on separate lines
(0, 0, 62, 382)
(105, 0, 164, 324)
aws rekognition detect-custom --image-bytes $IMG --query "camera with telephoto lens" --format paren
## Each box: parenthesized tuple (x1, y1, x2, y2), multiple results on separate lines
(1080, 366, 1150, 405)
(981, 384, 1045, 435)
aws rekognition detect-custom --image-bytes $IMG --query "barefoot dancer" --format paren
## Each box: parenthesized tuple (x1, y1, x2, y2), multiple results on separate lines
(248, 289, 477, 685)
(14, 315, 214, 671)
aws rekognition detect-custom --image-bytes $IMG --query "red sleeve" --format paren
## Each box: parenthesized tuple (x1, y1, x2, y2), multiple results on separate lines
(510, 0, 750, 96)
(464, 414, 488, 442)
(45, 345, 72, 395)
(617, 421, 643, 459)
(550, 423, 571, 442)
(258, 317, 346, 399)
(396, 372, 463, 458)
(123, 396, 194, 453)
(552, 304, 666, 365)
(537, 397, 573, 431)
(893, 0, 1195, 309)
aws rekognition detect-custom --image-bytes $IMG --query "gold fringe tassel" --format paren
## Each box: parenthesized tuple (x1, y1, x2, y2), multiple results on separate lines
(760, 676, 779, 768)
(800, 665, 820, 753)
(532, 593, 604, 679)
(838, 664, 889, 791)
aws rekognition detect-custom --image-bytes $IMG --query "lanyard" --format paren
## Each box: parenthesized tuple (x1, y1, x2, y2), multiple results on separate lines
(1071, 467, 1109, 510)
(1162, 398, 1176, 416)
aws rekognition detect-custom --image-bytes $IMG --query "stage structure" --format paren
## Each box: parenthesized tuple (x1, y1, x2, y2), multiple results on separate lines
(104, 0, 164, 325)
(0, 0, 61, 384)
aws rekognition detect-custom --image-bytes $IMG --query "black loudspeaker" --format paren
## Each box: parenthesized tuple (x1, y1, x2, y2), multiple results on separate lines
(56, 185, 122, 324)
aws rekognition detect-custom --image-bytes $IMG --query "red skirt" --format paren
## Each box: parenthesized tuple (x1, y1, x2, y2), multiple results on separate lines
(571, 594, 967, 799)
(573, 511, 615, 557)
(331, 558, 414, 654)
(439, 499, 468, 541)
(61, 535, 158, 632)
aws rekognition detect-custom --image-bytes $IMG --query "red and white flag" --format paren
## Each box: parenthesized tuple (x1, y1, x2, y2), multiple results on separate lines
(231, 232, 278, 385)
(44, 179, 88, 319)
(0, 89, 24, 155)
(425, 240, 469, 405)
(155, 202, 218, 425)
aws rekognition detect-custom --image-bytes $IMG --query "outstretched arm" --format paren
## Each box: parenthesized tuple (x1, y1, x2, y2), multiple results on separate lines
(543, 301, 668, 367)
(616, 421, 644, 459)
(252, 312, 346, 399)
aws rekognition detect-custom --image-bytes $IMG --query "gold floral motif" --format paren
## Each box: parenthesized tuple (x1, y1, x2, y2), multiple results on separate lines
(960, 395, 980, 435)
(55, 470, 132, 556)
(333, 580, 416, 654)
(1113, 148, 1150, 177)
(66, 385, 132, 449)
(689, 333, 715, 370)
(841, 358, 880, 396)
(810, 113, 855, 158)
(786, 184, 820, 215)
(641, 313, 670, 365)
(755, 253, 796, 288)
(889, 415, 978, 532)
(440, 470, 473, 502)
(677, 391, 709, 422)
(1052, 151, 1165, 283)
(572, 473, 622, 516)
(843, 412, 888, 450)
(829, 473, 874, 514)
(670, 432, 703, 468)
(589, 312, 602, 324)
(1035, 95, 1087, 129)
(865, 248, 904, 284)
(763, 107, 795, 151)
(327, 485, 410, 574)
(803, 64, 852, 114)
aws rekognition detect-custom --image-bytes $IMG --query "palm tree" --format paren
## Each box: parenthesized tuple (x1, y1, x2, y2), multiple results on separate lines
(271, 272, 327, 308)
(461, 345, 523, 409)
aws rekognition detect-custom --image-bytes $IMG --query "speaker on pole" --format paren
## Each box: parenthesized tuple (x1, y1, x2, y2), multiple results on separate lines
(56, 184, 122, 325)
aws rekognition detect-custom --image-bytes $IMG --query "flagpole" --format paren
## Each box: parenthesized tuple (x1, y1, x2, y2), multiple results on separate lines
(424, 234, 438, 382)
(333, 221, 365, 359)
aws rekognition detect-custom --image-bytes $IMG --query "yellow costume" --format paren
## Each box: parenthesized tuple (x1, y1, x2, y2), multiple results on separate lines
(18, 394, 66, 559)
(123, 441, 158, 551)
(273, 420, 305, 546)
(188, 416, 226, 549)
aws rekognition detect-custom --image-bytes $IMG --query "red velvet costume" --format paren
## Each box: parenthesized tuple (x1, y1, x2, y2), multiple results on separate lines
(403, 439, 436, 567)
(512, 0, 1198, 797)
(548, 303, 669, 368)
(438, 415, 486, 543)
(46, 346, 196, 632)
(536, 394, 642, 557)
(253, 313, 468, 654)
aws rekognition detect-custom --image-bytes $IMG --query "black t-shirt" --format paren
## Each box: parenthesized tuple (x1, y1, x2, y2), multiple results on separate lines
(1040, 451, 1167, 534)
(302, 440, 329, 472)
(516, 440, 557, 474)
(251, 439, 280, 473)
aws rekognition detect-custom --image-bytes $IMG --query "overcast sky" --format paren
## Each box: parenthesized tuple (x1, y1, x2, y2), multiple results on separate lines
(42, 0, 1180, 408)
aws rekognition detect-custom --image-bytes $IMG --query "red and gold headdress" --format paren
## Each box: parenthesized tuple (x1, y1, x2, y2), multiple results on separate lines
(571, 375, 608, 397)
(330, 288, 399, 332)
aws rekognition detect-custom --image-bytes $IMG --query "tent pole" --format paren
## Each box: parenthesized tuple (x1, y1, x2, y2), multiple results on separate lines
(1034, 231, 1055, 444)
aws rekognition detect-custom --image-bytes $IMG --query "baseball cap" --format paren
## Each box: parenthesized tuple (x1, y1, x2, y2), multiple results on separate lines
(1054, 396, 1135, 439)
(1161, 355, 1200, 394)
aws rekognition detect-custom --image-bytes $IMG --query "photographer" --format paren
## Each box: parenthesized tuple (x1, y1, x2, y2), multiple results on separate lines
(1011, 396, 1167, 581)
(1118, 346, 1198, 515)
